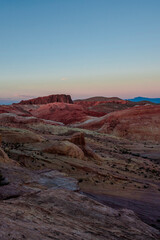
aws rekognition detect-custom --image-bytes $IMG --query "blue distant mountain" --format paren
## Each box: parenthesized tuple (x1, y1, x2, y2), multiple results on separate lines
(128, 97, 160, 104)
(0, 99, 19, 105)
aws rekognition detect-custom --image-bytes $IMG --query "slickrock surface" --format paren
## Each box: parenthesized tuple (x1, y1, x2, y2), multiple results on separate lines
(0, 163, 159, 240)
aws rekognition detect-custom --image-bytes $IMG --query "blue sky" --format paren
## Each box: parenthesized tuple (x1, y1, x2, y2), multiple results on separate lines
(0, 0, 160, 100)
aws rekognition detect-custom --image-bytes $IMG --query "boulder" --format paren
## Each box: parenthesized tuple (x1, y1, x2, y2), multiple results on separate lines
(44, 140, 85, 159)
(68, 132, 102, 161)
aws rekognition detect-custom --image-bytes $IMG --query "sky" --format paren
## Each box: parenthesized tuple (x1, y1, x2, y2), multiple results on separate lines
(0, 0, 160, 101)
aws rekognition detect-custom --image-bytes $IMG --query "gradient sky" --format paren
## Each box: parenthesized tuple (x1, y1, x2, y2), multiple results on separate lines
(0, 0, 160, 100)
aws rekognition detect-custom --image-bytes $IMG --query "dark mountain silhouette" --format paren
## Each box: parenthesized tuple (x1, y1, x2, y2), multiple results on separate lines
(128, 97, 160, 104)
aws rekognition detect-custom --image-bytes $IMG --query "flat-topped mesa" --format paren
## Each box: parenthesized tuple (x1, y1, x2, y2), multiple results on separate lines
(18, 94, 73, 105)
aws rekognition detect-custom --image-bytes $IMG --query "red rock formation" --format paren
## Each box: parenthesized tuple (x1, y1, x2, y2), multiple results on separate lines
(74, 96, 122, 102)
(44, 132, 102, 161)
(44, 140, 85, 160)
(27, 102, 90, 124)
(72, 105, 160, 142)
(68, 132, 102, 161)
(0, 101, 89, 125)
(99, 105, 160, 142)
(74, 97, 155, 116)
(74, 99, 128, 107)
(19, 94, 73, 105)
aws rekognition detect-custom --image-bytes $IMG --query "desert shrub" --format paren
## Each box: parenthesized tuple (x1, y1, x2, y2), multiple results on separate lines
(119, 148, 130, 154)
(78, 178, 83, 183)
(0, 171, 5, 186)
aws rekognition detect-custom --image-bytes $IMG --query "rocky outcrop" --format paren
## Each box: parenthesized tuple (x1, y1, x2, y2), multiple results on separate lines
(68, 132, 102, 161)
(44, 132, 102, 162)
(19, 94, 73, 105)
(44, 140, 85, 159)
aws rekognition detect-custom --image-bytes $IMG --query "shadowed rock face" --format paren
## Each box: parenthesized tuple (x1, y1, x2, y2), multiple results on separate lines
(19, 94, 73, 105)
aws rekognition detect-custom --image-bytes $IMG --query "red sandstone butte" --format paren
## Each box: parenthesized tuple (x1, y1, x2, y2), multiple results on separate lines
(19, 94, 73, 105)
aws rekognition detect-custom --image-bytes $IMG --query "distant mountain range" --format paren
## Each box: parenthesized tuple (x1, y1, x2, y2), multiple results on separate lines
(127, 97, 160, 104)
(0, 96, 160, 105)
(0, 99, 19, 105)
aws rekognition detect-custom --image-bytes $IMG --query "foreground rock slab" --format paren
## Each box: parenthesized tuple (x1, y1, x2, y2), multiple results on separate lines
(0, 189, 159, 240)
(0, 164, 159, 240)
